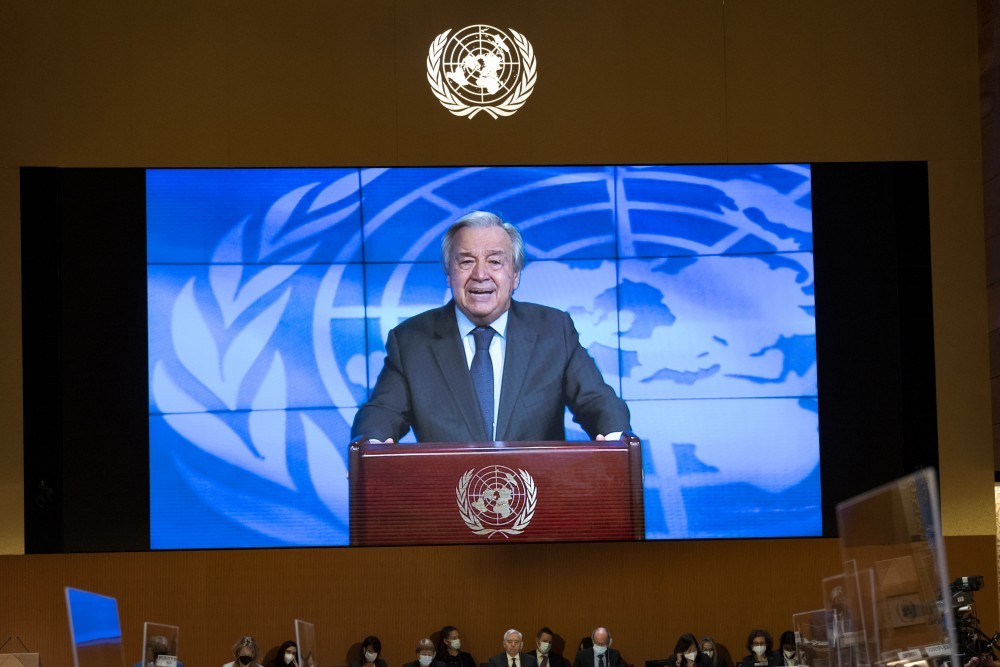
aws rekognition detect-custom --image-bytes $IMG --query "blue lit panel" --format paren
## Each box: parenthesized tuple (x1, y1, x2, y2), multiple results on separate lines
(147, 164, 819, 548)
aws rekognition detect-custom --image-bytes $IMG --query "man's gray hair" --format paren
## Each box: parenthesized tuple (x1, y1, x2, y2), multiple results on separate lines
(440, 211, 526, 273)
(504, 629, 523, 642)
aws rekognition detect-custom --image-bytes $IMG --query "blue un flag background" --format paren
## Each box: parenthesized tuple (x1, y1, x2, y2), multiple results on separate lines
(147, 165, 819, 548)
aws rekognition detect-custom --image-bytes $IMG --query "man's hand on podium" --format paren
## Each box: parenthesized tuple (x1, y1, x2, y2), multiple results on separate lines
(367, 438, 395, 444)
(595, 431, 623, 441)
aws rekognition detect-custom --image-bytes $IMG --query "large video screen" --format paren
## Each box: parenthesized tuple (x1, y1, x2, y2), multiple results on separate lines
(146, 165, 819, 548)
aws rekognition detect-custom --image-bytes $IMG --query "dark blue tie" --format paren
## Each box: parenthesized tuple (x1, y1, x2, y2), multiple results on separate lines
(470, 326, 495, 440)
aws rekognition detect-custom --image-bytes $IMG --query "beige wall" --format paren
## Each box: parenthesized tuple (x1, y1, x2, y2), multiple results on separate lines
(0, 0, 995, 660)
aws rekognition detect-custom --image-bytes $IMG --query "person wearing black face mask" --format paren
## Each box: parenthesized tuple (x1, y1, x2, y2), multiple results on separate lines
(224, 636, 263, 667)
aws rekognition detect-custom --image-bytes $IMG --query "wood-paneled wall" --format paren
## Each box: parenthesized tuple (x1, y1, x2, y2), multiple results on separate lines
(0, 2, 996, 664)
(1, 537, 994, 666)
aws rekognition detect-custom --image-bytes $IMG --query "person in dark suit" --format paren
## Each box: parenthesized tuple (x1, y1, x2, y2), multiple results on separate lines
(351, 211, 631, 444)
(573, 628, 622, 667)
(403, 639, 445, 667)
(489, 630, 539, 667)
(526, 627, 566, 667)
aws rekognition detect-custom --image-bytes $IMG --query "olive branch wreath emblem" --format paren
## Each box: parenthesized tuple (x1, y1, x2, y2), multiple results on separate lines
(150, 176, 361, 524)
(456, 467, 538, 538)
(426, 27, 538, 119)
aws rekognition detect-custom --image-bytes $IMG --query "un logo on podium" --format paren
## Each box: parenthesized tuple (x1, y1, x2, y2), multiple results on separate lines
(456, 465, 537, 538)
(427, 25, 537, 119)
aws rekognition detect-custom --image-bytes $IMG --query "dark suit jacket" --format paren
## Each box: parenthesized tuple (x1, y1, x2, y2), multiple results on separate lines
(489, 653, 538, 667)
(526, 650, 566, 667)
(351, 300, 631, 442)
(573, 648, 622, 667)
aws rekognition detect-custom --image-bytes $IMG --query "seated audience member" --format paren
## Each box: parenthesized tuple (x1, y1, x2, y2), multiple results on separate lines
(489, 629, 537, 667)
(699, 638, 722, 667)
(351, 636, 388, 667)
(135, 635, 185, 667)
(577, 638, 593, 654)
(404, 639, 445, 667)
(670, 634, 709, 667)
(573, 628, 621, 667)
(269, 641, 297, 667)
(439, 626, 477, 667)
(225, 636, 263, 667)
(527, 627, 566, 667)
(768, 632, 797, 666)
(740, 631, 772, 666)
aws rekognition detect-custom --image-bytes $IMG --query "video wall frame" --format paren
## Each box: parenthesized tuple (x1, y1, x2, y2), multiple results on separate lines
(20, 162, 938, 553)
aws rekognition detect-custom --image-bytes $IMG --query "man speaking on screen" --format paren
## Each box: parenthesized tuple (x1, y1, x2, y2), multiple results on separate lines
(350, 210, 631, 444)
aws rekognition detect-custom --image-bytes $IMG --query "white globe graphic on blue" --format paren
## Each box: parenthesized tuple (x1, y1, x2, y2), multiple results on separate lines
(148, 165, 820, 548)
(442, 25, 522, 105)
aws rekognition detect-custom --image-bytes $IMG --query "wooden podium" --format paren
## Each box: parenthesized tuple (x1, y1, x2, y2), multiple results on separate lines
(348, 437, 644, 546)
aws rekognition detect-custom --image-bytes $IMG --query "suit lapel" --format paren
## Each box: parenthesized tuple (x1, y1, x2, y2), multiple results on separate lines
(430, 302, 489, 441)
(496, 301, 538, 441)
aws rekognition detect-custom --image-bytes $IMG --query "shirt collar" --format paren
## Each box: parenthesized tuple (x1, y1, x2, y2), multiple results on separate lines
(454, 304, 509, 339)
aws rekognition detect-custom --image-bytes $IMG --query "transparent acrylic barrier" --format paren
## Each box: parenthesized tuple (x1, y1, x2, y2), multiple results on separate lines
(139, 623, 179, 667)
(794, 609, 833, 667)
(822, 569, 874, 666)
(295, 620, 317, 667)
(835, 469, 957, 666)
(65, 587, 125, 667)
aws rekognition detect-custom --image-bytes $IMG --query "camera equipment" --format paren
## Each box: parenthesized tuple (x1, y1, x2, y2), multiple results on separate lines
(949, 575, 998, 664)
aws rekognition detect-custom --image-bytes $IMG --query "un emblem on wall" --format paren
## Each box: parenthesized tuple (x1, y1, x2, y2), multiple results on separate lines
(456, 465, 537, 538)
(426, 25, 537, 119)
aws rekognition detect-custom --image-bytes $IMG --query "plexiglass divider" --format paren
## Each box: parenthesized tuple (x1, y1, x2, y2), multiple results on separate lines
(793, 609, 834, 667)
(295, 620, 317, 667)
(834, 469, 958, 666)
(139, 622, 179, 667)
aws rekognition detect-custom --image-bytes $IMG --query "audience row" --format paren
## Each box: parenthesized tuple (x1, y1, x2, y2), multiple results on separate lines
(212, 627, 802, 667)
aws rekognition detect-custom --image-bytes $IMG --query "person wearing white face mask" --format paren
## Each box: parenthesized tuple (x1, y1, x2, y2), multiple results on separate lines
(767, 632, 797, 666)
(670, 634, 710, 667)
(350, 636, 388, 667)
(526, 627, 566, 667)
(699, 637, 722, 667)
(572, 628, 622, 667)
(404, 639, 445, 667)
(438, 626, 476, 667)
(739, 630, 772, 667)
(267, 641, 298, 667)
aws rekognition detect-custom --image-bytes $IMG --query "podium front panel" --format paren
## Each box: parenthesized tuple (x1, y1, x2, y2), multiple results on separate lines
(349, 440, 643, 546)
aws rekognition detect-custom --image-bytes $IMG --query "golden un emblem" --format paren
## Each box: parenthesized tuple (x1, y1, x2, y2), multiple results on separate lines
(456, 465, 537, 538)
(426, 24, 538, 119)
